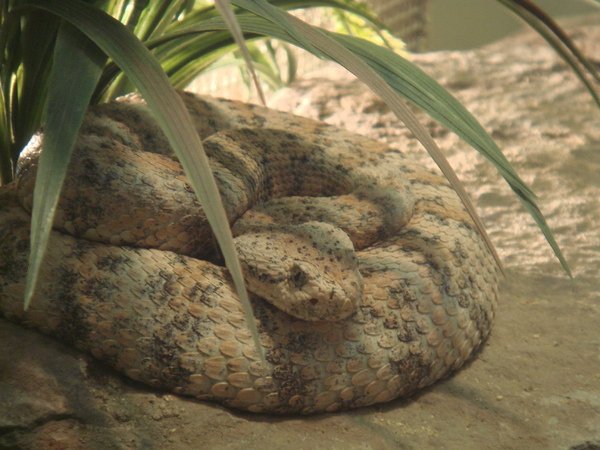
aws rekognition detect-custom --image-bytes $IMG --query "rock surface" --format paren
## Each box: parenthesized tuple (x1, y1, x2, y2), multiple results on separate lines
(1, 15, 599, 450)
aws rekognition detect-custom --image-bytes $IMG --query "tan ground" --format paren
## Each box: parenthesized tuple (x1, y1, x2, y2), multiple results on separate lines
(1, 15, 599, 450)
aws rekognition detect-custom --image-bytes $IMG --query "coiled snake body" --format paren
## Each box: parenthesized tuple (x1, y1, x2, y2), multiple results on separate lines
(0, 92, 499, 414)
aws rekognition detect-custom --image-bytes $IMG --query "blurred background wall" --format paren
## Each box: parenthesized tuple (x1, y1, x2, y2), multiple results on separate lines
(426, 0, 597, 50)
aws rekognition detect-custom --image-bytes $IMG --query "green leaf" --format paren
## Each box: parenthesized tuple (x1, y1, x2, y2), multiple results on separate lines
(496, 0, 599, 109)
(0, 106, 12, 182)
(23, 21, 106, 310)
(0, 71, 12, 184)
(242, 1, 322, 58)
(19, 0, 265, 362)
(133, 1, 186, 42)
(0, 5, 19, 184)
(214, 0, 266, 104)
(13, 10, 61, 158)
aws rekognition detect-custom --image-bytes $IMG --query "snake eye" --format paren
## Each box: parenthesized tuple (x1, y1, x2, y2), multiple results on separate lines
(290, 264, 308, 288)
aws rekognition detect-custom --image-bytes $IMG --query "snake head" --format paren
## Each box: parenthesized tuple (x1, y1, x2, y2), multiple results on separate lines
(234, 222, 363, 322)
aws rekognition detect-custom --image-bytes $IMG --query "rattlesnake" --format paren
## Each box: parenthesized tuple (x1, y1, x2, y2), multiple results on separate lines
(0, 91, 499, 414)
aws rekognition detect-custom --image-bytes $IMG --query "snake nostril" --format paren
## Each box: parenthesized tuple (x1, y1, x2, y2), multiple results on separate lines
(309, 298, 318, 305)
(290, 264, 308, 288)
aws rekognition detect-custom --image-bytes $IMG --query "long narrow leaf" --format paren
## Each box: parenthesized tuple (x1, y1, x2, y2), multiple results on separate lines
(134, 1, 185, 41)
(0, 8, 19, 184)
(241, 1, 323, 58)
(505, 0, 600, 83)
(0, 76, 11, 184)
(13, 10, 60, 167)
(497, 0, 599, 109)
(24, 22, 106, 309)
(338, 34, 570, 275)
(214, 0, 266, 105)
(19, 0, 265, 362)
(334, 34, 535, 195)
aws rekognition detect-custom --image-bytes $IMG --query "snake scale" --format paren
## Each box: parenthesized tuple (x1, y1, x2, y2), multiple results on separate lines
(0, 91, 500, 414)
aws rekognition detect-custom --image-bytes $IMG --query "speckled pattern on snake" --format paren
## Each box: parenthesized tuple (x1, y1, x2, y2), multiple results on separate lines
(0, 91, 500, 414)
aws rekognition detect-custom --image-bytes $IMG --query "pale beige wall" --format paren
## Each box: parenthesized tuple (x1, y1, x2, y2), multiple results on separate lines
(427, 0, 596, 50)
